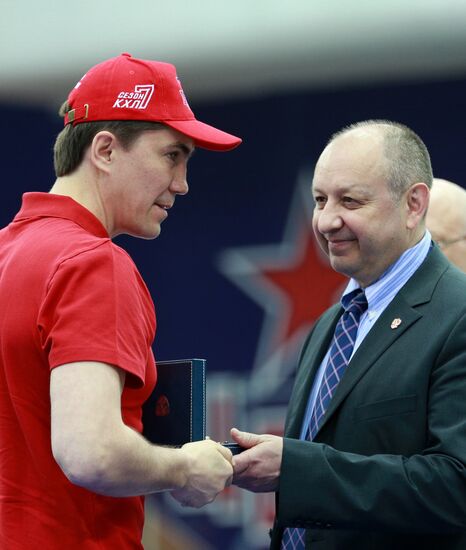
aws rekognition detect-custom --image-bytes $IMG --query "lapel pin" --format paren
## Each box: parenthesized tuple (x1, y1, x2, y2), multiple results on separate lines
(391, 318, 402, 329)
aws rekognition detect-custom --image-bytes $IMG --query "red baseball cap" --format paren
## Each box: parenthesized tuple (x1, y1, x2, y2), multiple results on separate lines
(64, 53, 242, 152)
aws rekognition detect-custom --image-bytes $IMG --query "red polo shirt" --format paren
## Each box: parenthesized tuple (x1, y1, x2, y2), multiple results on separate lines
(0, 193, 156, 549)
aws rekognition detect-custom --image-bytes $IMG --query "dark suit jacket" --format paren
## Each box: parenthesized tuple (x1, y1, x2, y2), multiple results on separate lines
(270, 246, 466, 549)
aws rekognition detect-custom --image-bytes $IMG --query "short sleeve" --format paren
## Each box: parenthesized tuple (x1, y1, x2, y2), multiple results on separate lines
(38, 242, 155, 387)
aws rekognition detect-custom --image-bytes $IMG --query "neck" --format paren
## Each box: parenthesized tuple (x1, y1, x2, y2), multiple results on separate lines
(408, 226, 427, 250)
(50, 172, 111, 235)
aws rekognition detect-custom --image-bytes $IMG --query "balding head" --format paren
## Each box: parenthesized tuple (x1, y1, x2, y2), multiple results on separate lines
(329, 120, 433, 200)
(427, 178, 466, 272)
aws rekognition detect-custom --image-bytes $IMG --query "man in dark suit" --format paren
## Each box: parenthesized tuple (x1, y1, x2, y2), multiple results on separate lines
(231, 120, 466, 549)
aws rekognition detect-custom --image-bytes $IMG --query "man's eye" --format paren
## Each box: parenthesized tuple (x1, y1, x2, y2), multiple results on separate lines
(342, 196, 357, 205)
(167, 151, 179, 161)
(314, 196, 326, 207)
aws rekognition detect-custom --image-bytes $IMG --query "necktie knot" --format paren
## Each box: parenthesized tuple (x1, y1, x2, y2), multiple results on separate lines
(342, 289, 368, 320)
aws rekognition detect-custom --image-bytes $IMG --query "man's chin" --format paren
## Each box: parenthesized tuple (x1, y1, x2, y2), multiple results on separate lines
(127, 225, 161, 240)
(145, 228, 161, 240)
(329, 256, 356, 279)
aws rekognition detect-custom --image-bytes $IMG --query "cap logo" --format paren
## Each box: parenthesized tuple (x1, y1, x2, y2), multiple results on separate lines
(112, 84, 154, 110)
(176, 77, 190, 108)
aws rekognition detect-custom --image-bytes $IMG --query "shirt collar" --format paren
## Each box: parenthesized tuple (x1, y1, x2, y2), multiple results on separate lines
(343, 230, 432, 309)
(15, 192, 109, 239)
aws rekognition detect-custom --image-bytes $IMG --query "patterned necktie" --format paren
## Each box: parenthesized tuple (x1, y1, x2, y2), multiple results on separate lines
(281, 289, 368, 550)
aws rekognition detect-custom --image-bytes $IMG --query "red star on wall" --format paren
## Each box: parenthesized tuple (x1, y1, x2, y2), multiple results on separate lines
(218, 169, 346, 402)
(262, 227, 345, 348)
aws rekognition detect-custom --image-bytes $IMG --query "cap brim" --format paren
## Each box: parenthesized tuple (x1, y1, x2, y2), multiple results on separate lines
(163, 119, 242, 152)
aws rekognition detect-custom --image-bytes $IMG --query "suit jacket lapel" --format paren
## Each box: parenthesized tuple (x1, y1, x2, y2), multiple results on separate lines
(285, 304, 341, 438)
(304, 246, 449, 437)
(318, 295, 422, 430)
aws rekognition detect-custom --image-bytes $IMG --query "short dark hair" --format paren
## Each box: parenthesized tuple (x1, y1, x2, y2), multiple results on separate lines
(330, 120, 433, 200)
(53, 101, 165, 177)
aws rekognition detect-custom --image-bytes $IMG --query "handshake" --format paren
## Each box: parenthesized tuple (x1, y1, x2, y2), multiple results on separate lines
(170, 428, 283, 508)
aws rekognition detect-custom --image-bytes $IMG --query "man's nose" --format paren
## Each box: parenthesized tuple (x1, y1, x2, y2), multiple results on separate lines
(171, 166, 189, 196)
(315, 203, 343, 233)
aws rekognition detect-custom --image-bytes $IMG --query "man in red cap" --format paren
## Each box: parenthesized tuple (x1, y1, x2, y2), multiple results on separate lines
(0, 53, 241, 549)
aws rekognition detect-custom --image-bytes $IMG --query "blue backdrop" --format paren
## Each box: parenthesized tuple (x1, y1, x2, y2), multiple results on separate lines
(2, 75, 465, 549)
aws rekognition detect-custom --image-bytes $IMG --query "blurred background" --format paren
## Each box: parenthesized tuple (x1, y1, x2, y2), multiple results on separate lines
(2, 1, 466, 548)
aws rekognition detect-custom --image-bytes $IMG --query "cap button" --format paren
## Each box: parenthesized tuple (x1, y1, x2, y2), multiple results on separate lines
(121, 52, 132, 57)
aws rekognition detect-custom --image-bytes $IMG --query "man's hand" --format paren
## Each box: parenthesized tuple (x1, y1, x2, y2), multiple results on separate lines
(230, 427, 283, 493)
(170, 440, 233, 508)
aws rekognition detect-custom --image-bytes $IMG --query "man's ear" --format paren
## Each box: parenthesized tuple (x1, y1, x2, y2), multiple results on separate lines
(89, 131, 118, 173)
(406, 182, 430, 229)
